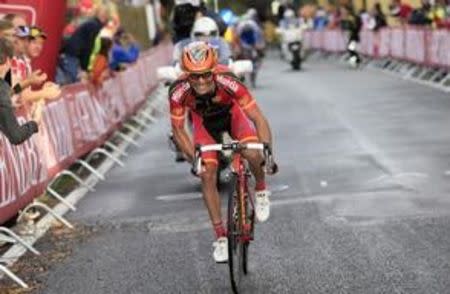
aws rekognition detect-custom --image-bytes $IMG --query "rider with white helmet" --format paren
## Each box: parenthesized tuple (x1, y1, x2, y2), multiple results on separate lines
(173, 16, 231, 65)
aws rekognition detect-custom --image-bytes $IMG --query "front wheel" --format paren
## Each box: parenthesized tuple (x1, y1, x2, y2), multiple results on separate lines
(291, 52, 301, 70)
(227, 175, 244, 294)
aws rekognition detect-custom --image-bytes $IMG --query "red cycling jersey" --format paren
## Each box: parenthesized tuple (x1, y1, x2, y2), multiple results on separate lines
(169, 70, 258, 165)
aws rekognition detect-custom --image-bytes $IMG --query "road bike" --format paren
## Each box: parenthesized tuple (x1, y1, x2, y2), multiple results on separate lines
(192, 142, 274, 294)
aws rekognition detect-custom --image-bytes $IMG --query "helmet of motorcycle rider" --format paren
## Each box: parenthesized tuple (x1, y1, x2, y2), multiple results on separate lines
(191, 17, 219, 40)
(175, 0, 201, 6)
(283, 8, 295, 19)
(181, 41, 218, 74)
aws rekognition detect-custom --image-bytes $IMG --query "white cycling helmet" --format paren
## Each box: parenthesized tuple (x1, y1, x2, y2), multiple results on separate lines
(191, 17, 219, 39)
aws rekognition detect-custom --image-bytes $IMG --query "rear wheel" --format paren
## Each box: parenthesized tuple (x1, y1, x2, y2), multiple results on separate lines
(227, 175, 244, 294)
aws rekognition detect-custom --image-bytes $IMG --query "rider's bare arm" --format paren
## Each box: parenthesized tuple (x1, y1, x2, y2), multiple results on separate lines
(218, 74, 273, 149)
(244, 104, 273, 150)
(169, 80, 195, 162)
(172, 125, 195, 163)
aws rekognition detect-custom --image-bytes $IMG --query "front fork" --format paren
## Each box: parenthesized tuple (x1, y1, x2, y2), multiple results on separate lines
(238, 164, 254, 242)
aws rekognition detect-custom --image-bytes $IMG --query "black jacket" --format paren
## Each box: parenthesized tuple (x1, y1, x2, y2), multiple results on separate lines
(63, 17, 104, 70)
(0, 79, 38, 145)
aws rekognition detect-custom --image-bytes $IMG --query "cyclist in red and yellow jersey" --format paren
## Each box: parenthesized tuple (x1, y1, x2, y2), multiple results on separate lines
(169, 41, 277, 263)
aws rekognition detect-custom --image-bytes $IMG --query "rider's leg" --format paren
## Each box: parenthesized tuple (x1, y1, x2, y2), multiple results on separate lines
(241, 149, 265, 188)
(201, 162, 228, 263)
(230, 104, 271, 222)
(191, 112, 226, 238)
(200, 162, 224, 238)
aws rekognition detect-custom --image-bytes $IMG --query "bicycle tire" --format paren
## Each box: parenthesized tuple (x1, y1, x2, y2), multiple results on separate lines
(242, 242, 249, 275)
(227, 174, 244, 294)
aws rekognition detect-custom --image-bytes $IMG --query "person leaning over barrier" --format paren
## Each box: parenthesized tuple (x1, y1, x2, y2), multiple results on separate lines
(21, 26, 62, 123)
(0, 20, 46, 95)
(0, 37, 38, 145)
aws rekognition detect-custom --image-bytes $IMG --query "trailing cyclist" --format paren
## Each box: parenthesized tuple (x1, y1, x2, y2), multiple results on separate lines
(234, 10, 265, 87)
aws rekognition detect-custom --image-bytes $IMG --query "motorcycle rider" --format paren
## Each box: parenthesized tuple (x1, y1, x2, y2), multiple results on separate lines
(173, 16, 232, 66)
(277, 8, 303, 66)
(340, 5, 362, 67)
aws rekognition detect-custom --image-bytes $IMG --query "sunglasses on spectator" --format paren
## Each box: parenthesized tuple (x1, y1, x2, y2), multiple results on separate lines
(193, 31, 218, 38)
(188, 71, 213, 81)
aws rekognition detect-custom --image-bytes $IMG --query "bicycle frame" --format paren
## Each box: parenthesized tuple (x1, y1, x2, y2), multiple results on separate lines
(231, 153, 254, 243)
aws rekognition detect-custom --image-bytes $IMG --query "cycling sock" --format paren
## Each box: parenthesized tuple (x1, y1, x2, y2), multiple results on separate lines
(255, 181, 266, 192)
(213, 221, 226, 238)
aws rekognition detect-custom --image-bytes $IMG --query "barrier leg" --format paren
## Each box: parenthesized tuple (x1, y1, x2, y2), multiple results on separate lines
(75, 159, 105, 181)
(55, 170, 96, 192)
(104, 141, 128, 157)
(18, 201, 74, 229)
(0, 264, 28, 289)
(439, 72, 450, 86)
(130, 116, 149, 128)
(123, 123, 145, 137)
(403, 65, 422, 80)
(430, 68, 446, 82)
(88, 148, 125, 167)
(138, 111, 157, 123)
(114, 131, 140, 147)
(418, 68, 435, 81)
(46, 187, 77, 211)
(0, 228, 40, 255)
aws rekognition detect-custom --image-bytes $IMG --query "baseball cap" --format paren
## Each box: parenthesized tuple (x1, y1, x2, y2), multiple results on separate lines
(29, 26, 47, 39)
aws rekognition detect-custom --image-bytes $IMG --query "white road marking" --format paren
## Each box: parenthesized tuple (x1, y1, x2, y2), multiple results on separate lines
(156, 192, 202, 201)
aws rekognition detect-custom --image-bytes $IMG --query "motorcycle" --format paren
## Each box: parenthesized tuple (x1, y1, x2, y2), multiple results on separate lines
(236, 47, 262, 88)
(277, 25, 303, 70)
(346, 40, 361, 69)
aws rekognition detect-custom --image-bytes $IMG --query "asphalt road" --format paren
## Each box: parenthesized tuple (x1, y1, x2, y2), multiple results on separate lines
(26, 55, 450, 293)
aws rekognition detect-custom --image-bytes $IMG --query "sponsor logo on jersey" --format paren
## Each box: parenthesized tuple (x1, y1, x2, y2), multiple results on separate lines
(216, 74, 238, 93)
(171, 82, 190, 103)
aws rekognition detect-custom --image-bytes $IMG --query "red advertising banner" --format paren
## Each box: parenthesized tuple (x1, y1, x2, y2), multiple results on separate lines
(0, 43, 173, 225)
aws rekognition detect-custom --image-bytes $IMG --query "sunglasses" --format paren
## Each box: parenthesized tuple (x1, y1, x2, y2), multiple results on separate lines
(193, 30, 218, 38)
(188, 71, 213, 81)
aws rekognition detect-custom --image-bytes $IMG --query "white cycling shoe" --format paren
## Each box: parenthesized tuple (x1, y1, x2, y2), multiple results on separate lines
(213, 237, 228, 263)
(255, 190, 271, 222)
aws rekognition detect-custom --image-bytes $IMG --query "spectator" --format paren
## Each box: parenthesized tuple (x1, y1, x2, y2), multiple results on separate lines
(389, 0, 413, 24)
(3, 13, 26, 29)
(0, 20, 15, 43)
(313, 6, 329, 30)
(91, 37, 113, 85)
(359, 9, 373, 30)
(22, 26, 61, 122)
(428, 0, 447, 28)
(109, 30, 140, 71)
(63, 0, 96, 39)
(56, 5, 110, 85)
(0, 21, 47, 106)
(371, 3, 388, 30)
(0, 37, 38, 145)
(87, 19, 119, 73)
(409, 0, 432, 25)
(11, 26, 50, 109)
(171, 2, 201, 42)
